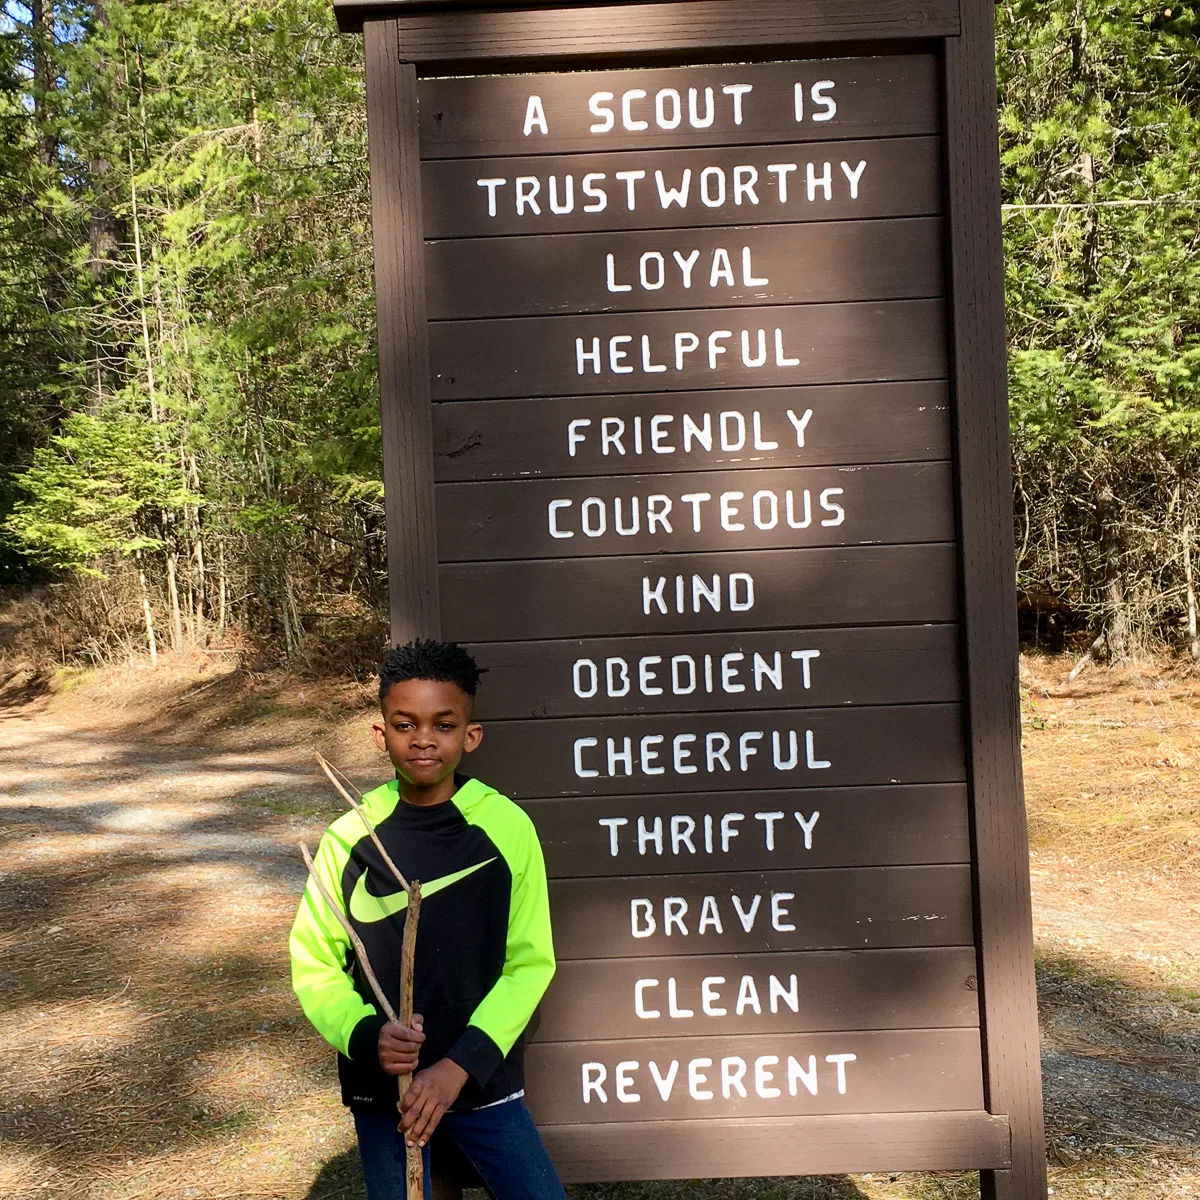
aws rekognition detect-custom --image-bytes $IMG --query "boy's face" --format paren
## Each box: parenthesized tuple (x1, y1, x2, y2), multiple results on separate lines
(372, 677, 482, 789)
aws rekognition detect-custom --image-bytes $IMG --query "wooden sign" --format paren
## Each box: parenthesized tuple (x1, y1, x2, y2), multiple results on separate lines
(337, 2, 1046, 1196)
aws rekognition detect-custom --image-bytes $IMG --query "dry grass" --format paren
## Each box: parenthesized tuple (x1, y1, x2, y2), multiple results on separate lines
(1020, 654, 1199, 875)
(1019, 653, 1200, 996)
(0, 652, 1197, 1200)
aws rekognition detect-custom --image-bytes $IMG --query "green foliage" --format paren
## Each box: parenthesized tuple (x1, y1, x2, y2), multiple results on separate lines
(1001, 0, 1200, 440)
(1, 0, 1198, 659)
(0, 0, 385, 653)
(998, 1, 1200, 652)
(6, 409, 195, 571)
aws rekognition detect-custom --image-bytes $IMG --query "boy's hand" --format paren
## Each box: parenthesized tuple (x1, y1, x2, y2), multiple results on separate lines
(378, 1015, 425, 1076)
(398, 1058, 469, 1146)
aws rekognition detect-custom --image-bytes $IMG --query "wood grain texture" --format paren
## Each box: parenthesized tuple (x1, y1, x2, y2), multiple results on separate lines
(547, 863, 975, 957)
(416, 55, 939, 158)
(466, 702, 965, 796)
(945, 5, 1047, 1197)
(436, 461, 954, 561)
(469, 623, 961, 719)
(430, 300, 947, 400)
(425, 217, 944, 319)
(432, 380, 951, 482)
(536, 947, 980, 1040)
(524, 783, 971, 876)
(539, 1110, 1010, 1180)
(364, 23, 441, 641)
(341, 1, 959, 60)
(422, 137, 940, 238)
(441, 542, 959, 640)
(525, 1027, 985, 1121)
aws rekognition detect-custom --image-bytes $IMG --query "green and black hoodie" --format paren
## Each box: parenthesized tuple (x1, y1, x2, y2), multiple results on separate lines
(289, 776, 555, 1113)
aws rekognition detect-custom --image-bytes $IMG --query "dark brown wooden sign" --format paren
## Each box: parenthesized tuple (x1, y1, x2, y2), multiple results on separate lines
(426, 217, 944, 319)
(525, 1028, 986, 1123)
(429, 299, 947, 399)
(417, 55, 940, 157)
(442, 543, 959, 640)
(469, 623, 960, 718)
(538, 946, 981, 1039)
(524, 783, 971, 878)
(468, 703, 965, 794)
(437, 462, 954, 560)
(341, 1, 1046, 1194)
(423, 137, 942, 237)
(547, 864, 974, 955)
(434, 380, 951, 481)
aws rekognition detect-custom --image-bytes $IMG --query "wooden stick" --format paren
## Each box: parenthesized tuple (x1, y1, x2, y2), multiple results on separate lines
(298, 842, 397, 1023)
(316, 753, 412, 895)
(398, 880, 424, 1200)
(312, 758, 423, 1197)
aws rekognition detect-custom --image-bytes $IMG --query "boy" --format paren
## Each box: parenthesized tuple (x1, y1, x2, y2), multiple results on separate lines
(289, 639, 566, 1200)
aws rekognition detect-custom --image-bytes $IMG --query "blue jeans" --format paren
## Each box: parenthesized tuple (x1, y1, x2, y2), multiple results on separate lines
(354, 1098, 567, 1200)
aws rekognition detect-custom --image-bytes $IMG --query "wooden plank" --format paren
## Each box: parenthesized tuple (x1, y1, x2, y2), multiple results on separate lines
(441, 542, 958, 640)
(341, 0, 959, 45)
(467, 702, 964, 796)
(536, 947, 980, 1041)
(524, 783, 971, 877)
(525, 1028, 984, 1122)
(436, 462, 953, 561)
(470, 623, 960, 718)
(423, 136, 940, 237)
(540, 1111, 1011, 1180)
(425, 217, 943, 319)
(386, 1, 959, 63)
(417, 55, 939, 159)
(549, 863, 974, 957)
(945, 5, 1047, 1198)
(430, 299, 946, 400)
(363, 25, 441, 641)
(432, 380, 951, 482)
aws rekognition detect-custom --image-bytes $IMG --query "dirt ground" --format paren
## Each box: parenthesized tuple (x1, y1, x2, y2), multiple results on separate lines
(0, 653, 1196, 1200)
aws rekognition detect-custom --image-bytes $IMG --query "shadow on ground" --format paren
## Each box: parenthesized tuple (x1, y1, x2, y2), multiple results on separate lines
(2, 664, 1198, 1200)
(306, 1147, 366, 1199)
(301, 1153, 871, 1200)
(1036, 954, 1200, 1168)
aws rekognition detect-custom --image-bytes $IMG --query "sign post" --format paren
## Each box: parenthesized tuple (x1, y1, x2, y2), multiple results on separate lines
(335, 2, 1046, 1197)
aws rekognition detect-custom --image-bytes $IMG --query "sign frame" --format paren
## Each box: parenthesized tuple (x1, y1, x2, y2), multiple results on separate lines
(338, 2, 1046, 1197)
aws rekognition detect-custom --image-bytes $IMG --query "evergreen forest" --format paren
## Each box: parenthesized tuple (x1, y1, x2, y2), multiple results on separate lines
(1, 1, 1198, 669)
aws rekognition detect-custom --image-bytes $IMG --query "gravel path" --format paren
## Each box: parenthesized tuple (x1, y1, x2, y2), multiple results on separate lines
(1, 692, 1197, 1200)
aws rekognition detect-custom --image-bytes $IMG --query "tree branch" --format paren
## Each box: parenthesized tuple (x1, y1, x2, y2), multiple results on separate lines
(316, 753, 411, 895)
(299, 841, 396, 1023)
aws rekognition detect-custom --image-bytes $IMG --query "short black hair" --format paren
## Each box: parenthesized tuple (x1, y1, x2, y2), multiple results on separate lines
(377, 639, 485, 704)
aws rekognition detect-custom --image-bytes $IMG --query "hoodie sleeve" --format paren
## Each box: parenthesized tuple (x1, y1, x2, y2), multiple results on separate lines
(444, 804, 556, 1086)
(289, 826, 385, 1062)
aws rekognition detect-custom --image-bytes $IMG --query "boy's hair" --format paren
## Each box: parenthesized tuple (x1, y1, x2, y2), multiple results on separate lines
(377, 638, 485, 704)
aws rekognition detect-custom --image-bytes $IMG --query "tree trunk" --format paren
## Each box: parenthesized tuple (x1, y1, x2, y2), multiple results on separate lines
(1096, 483, 1129, 662)
(30, 0, 62, 302)
(87, 1, 123, 295)
(166, 547, 185, 651)
(217, 540, 228, 631)
(192, 537, 207, 642)
(279, 567, 295, 657)
(1184, 522, 1199, 662)
(284, 574, 307, 660)
(128, 152, 159, 420)
(136, 552, 158, 665)
(250, 78, 263, 218)
(30, 1, 56, 171)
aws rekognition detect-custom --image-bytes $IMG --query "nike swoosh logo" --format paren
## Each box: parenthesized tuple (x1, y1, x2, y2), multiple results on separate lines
(349, 857, 497, 924)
